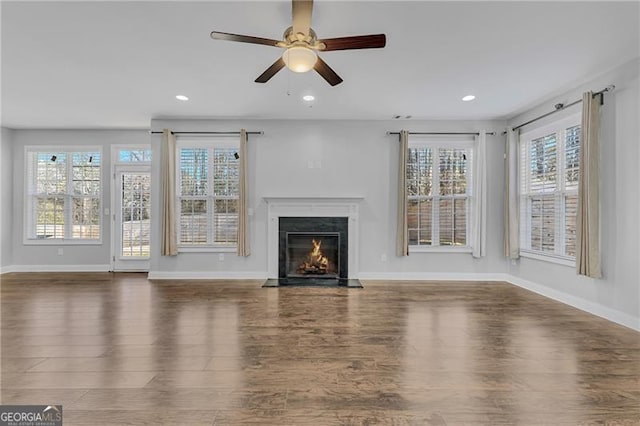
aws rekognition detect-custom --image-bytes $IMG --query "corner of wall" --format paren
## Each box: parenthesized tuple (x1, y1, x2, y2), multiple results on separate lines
(0, 127, 15, 269)
(505, 274, 640, 332)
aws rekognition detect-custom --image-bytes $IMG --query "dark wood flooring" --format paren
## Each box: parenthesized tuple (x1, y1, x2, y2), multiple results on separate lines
(1, 273, 639, 425)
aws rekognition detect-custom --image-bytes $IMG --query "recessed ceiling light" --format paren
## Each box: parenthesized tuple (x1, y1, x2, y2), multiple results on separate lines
(303, 95, 315, 102)
(462, 95, 476, 102)
(176, 95, 189, 101)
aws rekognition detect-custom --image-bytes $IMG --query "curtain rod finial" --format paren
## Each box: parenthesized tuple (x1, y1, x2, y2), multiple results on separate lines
(605, 84, 615, 92)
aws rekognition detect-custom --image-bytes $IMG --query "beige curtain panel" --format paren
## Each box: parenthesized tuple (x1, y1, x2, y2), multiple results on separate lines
(576, 92, 602, 278)
(396, 130, 409, 256)
(237, 129, 251, 257)
(503, 127, 520, 259)
(472, 131, 487, 258)
(161, 129, 178, 256)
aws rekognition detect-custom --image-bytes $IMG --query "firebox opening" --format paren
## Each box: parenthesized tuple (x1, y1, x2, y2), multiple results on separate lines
(286, 232, 340, 279)
(278, 217, 349, 283)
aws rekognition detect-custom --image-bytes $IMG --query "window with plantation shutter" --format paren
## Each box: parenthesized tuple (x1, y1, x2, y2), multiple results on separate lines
(25, 147, 102, 243)
(176, 137, 239, 249)
(407, 138, 474, 250)
(519, 115, 580, 263)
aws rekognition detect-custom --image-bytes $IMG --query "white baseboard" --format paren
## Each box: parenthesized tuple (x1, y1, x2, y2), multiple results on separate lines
(505, 274, 640, 332)
(148, 270, 268, 280)
(8, 264, 111, 273)
(0, 265, 17, 274)
(358, 272, 509, 282)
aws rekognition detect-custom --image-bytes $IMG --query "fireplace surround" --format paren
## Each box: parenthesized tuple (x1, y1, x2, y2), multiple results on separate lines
(264, 197, 362, 287)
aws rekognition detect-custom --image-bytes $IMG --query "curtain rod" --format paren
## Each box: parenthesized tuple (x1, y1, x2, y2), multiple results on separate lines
(510, 85, 614, 132)
(149, 131, 263, 135)
(386, 131, 495, 136)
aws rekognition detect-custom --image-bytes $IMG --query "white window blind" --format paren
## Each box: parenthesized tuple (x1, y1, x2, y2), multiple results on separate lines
(407, 139, 473, 249)
(176, 138, 239, 248)
(519, 116, 580, 261)
(26, 147, 102, 242)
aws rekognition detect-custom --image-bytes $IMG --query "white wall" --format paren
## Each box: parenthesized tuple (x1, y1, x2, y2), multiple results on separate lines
(1, 127, 14, 270)
(9, 129, 149, 270)
(150, 119, 506, 279)
(506, 59, 640, 329)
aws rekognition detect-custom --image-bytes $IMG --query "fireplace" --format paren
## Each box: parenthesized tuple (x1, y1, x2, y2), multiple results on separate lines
(279, 217, 348, 283)
(264, 197, 362, 287)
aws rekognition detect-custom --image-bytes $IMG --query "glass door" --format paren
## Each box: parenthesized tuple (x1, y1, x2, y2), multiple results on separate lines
(114, 166, 151, 271)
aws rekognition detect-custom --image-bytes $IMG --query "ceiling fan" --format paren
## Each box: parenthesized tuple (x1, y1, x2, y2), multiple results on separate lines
(210, 0, 386, 86)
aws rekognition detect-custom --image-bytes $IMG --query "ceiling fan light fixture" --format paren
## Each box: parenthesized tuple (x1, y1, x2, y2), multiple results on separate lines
(282, 46, 317, 73)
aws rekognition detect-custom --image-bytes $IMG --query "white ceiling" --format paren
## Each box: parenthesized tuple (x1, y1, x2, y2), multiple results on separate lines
(1, 1, 638, 129)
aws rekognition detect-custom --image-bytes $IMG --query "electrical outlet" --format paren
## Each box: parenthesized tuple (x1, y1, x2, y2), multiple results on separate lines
(218, 253, 225, 262)
(511, 259, 517, 266)
(57, 248, 64, 256)
(381, 254, 387, 262)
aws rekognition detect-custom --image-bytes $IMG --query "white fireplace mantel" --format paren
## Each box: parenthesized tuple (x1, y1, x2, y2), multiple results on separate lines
(264, 197, 363, 279)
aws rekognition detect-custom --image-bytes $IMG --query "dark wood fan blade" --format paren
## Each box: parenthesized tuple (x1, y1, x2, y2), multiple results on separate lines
(210, 31, 281, 48)
(314, 56, 343, 86)
(255, 57, 286, 83)
(292, 0, 313, 36)
(319, 34, 386, 51)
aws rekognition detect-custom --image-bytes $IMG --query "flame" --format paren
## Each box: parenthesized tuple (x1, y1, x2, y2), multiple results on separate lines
(310, 239, 328, 266)
(298, 239, 329, 274)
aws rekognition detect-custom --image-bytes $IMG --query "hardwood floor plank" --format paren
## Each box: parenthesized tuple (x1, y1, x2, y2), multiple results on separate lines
(69, 388, 286, 411)
(144, 371, 247, 390)
(1, 357, 47, 372)
(63, 410, 216, 426)
(0, 388, 89, 406)
(1, 345, 109, 358)
(1, 372, 156, 389)
(27, 356, 211, 372)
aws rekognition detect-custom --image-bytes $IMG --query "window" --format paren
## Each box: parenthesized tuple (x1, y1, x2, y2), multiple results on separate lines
(25, 147, 102, 243)
(407, 138, 474, 249)
(519, 115, 580, 262)
(116, 148, 152, 163)
(176, 137, 239, 249)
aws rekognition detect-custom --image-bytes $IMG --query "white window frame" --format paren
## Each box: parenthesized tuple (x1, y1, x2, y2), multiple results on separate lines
(407, 137, 475, 253)
(113, 145, 152, 164)
(519, 114, 580, 266)
(176, 137, 239, 253)
(24, 145, 103, 245)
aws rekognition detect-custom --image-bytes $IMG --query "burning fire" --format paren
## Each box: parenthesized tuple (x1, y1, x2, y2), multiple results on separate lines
(297, 239, 329, 274)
